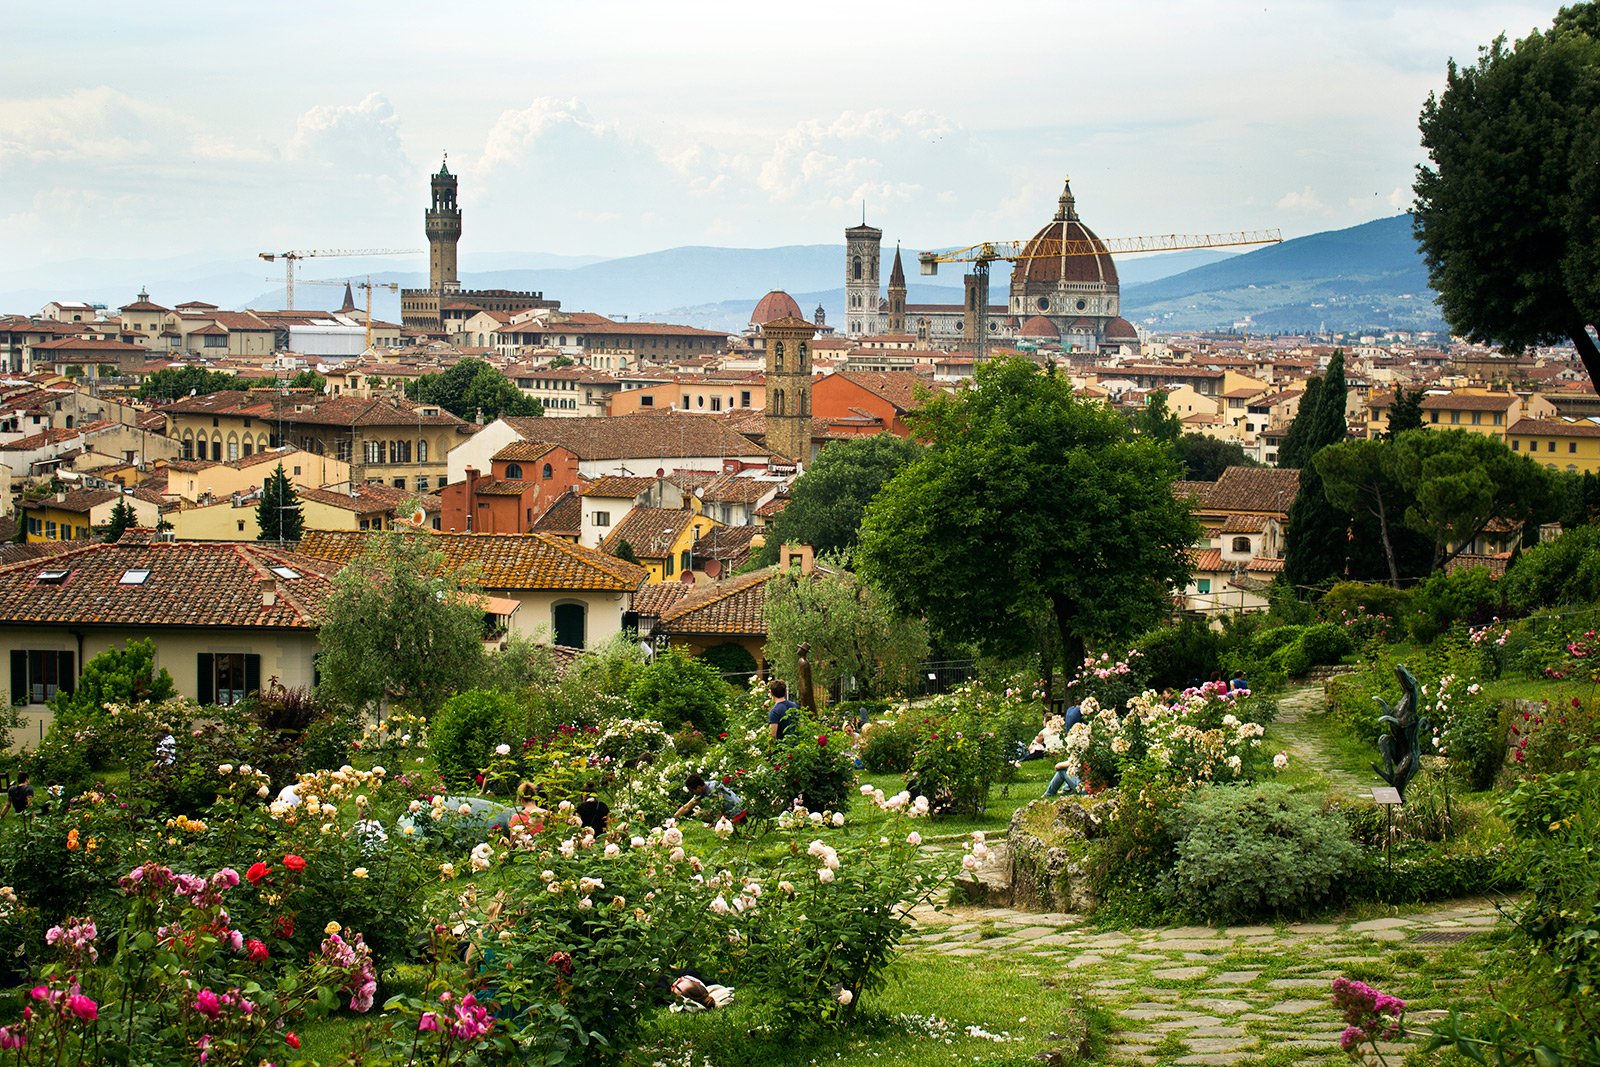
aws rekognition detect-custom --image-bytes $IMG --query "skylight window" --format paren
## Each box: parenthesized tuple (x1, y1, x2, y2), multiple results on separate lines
(36, 569, 70, 584)
(119, 568, 152, 585)
(269, 566, 301, 580)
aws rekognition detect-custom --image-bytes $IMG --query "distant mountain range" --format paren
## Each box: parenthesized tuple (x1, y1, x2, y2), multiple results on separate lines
(2, 216, 1443, 337)
(1121, 214, 1446, 334)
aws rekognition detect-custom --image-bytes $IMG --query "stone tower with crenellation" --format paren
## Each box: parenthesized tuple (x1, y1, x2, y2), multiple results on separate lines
(427, 158, 462, 292)
(760, 316, 819, 464)
(844, 215, 882, 338)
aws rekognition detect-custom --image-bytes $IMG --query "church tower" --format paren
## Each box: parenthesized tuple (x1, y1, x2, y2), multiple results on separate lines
(844, 215, 882, 338)
(760, 315, 819, 465)
(887, 244, 907, 335)
(427, 158, 462, 292)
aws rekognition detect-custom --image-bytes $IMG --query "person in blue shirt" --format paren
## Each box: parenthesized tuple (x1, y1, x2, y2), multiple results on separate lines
(767, 680, 799, 741)
(1230, 670, 1248, 691)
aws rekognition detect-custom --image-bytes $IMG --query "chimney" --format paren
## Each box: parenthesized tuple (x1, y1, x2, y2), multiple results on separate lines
(260, 575, 278, 607)
(779, 543, 815, 576)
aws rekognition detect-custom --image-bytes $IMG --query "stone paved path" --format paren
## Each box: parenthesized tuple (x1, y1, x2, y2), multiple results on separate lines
(1275, 683, 1371, 799)
(904, 896, 1500, 1066)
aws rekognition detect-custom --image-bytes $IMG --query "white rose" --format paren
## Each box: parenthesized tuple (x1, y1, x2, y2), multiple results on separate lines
(604, 843, 621, 858)
(831, 812, 845, 828)
(495, 743, 511, 756)
(906, 831, 922, 847)
(217, 764, 233, 775)
(257, 785, 270, 798)
(817, 868, 836, 884)
(837, 989, 854, 1006)
(351, 867, 369, 879)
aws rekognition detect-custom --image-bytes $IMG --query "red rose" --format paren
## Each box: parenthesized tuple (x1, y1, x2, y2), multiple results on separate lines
(273, 916, 295, 939)
(817, 735, 828, 747)
(285, 1032, 300, 1050)
(718, 732, 728, 740)
(246, 938, 269, 962)
(246, 862, 272, 885)
(282, 854, 306, 873)
(546, 951, 574, 976)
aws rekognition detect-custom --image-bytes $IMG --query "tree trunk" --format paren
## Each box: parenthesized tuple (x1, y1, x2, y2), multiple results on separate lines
(1570, 325, 1600, 394)
(1050, 595, 1085, 687)
(1374, 491, 1400, 587)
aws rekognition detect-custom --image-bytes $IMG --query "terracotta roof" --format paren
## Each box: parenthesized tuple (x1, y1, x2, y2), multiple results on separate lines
(750, 291, 804, 325)
(1103, 317, 1139, 341)
(492, 440, 559, 463)
(296, 487, 390, 515)
(1190, 467, 1301, 515)
(632, 581, 693, 618)
(696, 472, 780, 505)
(1, 427, 82, 451)
(1508, 418, 1600, 438)
(1444, 552, 1511, 578)
(831, 371, 940, 414)
(30, 338, 146, 354)
(755, 494, 789, 518)
(529, 489, 581, 536)
(1219, 513, 1272, 534)
(472, 479, 536, 496)
(1421, 392, 1516, 411)
(657, 567, 771, 636)
(600, 506, 694, 558)
(22, 488, 119, 514)
(0, 541, 335, 629)
(1187, 548, 1285, 575)
(694, 525, 759, 567)
(296, 530, 644, 591)
(581, 476, 657, 499)
(500, 414, 767, 461)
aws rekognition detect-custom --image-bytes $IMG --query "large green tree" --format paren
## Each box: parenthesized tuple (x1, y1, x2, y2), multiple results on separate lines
(1385, 386, 1426, 440)
(1282, 351, 1350, 591)
(857, 358, 1199, 669)
(1314, 439, 1432, 586)
(758, 434, 921, 565)
(1414, 4, 1600, 387)
(99, 498, 138, 542)
(763, 561, 929, 699)
(405, 358, 543, 421)
(137, 366, 245, 401)
(316, 531, 487, 714)
(1391, 428, 1555, 571)
(1130, 389, 1183, 445)
(257, 463, 304, 543)
(1176, 434, 1257, 481)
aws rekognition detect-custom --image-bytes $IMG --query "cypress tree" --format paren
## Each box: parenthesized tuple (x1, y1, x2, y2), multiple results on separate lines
(257, 463, 304, 543)
(1283, 351, 1351, 592)
(100, 498, 137, 542)
(1386, 386, 1425, 439)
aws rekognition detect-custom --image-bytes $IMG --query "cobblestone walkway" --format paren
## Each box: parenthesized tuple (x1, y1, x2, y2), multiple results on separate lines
(1275, 683, 1371, 800)
(904, 897, 1501, 1066)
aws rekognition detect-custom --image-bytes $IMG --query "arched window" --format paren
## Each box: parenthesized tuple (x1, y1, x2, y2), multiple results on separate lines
(552, 601, 587, 649)
(852, 256, 862, 280)
(542, 463, 553, 480)
(417, 439, 428, 463)
(798, 342, 808, 369)
(505, 463, 523, 479)
(1231, 536, 1251, 554)
(774, 389, 785, 415)
(773, 341, 784, 371)
(182, 432, 194, 460)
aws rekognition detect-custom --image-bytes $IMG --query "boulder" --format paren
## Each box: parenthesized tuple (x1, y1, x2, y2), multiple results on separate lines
(1004, 793, 1119, 914)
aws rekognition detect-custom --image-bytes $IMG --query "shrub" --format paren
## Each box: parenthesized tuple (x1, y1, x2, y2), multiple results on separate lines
(1135, 617, 1223, 692)
(627, 647, 732, 735)
(1408, 566, 1501, 641)
(903, 685, 1022, 816)
(1508, 698, 1600, 777)
(858, 715, 919, 774)
(698, 642, 759, 685)
(1502, 522, 1600, 612)
(47, 639, 177, 768)
(430, 689, 518, 787)
(1166, 783, 1360, 922)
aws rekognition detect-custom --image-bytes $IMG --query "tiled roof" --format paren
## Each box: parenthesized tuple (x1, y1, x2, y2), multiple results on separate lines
(472, 479, 536, 496)
(601, 506, 693, 558)
(530, 489, 581, 536)
(1187, 548, 1285, 575)
(631, 582, 693, 618)
(296, 531, 644, 591)
(1508, 418, 1600, 438)
(22, 488, 119, 514)
(657, 567, 772, 637)
(492, 440, 558, 463)
(694, 525, 759, 568)
(1219, 513, 1272, 534)
(500, 414, 767, 460)
(1192, 467, 1301, 514)
(696, 472, 781, 505)
(296, 487, 389, 515)
(832, 371, 939, 413)
(581, 476, 657, 499)
(755, 494, 788, 518)
(1421, 392, 1516, 411)
(0, 541, 335, 629)
(1, 427, 82, 451)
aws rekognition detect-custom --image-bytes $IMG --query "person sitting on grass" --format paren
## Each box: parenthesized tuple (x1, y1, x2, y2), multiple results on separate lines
(672, 773, 747, 827)
(1017, 714, 1066, 763)
(1043, 761, 1082, 798)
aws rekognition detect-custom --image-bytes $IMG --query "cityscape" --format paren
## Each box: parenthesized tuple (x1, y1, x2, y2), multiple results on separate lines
(0, 3, 1596, 1067)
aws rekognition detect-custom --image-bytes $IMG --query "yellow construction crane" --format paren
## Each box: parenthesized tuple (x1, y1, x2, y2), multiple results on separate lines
(918, 228, 1282, 359)
(257, 248, 420, 311)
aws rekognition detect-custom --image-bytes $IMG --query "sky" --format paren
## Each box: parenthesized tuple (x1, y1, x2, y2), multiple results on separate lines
(0, 0, 1561, 289)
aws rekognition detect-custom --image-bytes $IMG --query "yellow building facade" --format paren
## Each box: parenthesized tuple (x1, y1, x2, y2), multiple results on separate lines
(1507, 418, 1600, 474)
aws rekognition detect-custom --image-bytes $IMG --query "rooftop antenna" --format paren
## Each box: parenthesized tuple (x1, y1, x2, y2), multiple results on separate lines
(861, 201, 866, 226)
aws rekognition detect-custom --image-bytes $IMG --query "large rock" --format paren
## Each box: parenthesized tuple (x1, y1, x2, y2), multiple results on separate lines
(1004, 793, 1119, 914)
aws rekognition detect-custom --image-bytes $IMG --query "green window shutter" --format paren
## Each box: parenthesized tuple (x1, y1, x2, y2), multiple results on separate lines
(197, 653, 214, 705)
(244, 655, 261, 699)
(10, 651, 24, 706)
(57, 652, 75, 695)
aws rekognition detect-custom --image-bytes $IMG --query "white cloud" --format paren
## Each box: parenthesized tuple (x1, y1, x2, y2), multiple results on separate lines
(286, 93, 407, 179)
(1276, 186, 1328, 213)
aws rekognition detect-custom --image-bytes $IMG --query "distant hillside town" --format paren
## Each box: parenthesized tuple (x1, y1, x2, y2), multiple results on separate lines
(0, 162, 1591, 677)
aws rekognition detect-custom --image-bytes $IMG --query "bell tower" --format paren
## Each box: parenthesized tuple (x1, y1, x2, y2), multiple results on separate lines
(844, 211, 882, 338)
(427, 157, 462, 292)
(760, 315, 819, 465)
(887, 243, 907, 335)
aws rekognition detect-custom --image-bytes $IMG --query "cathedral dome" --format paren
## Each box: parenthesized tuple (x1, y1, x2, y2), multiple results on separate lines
(1104, 316, 1139, 341)
(1016, 179, 1118, 289)
(751, 290, 803, 326)
(1019, 315, 1059, 339)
